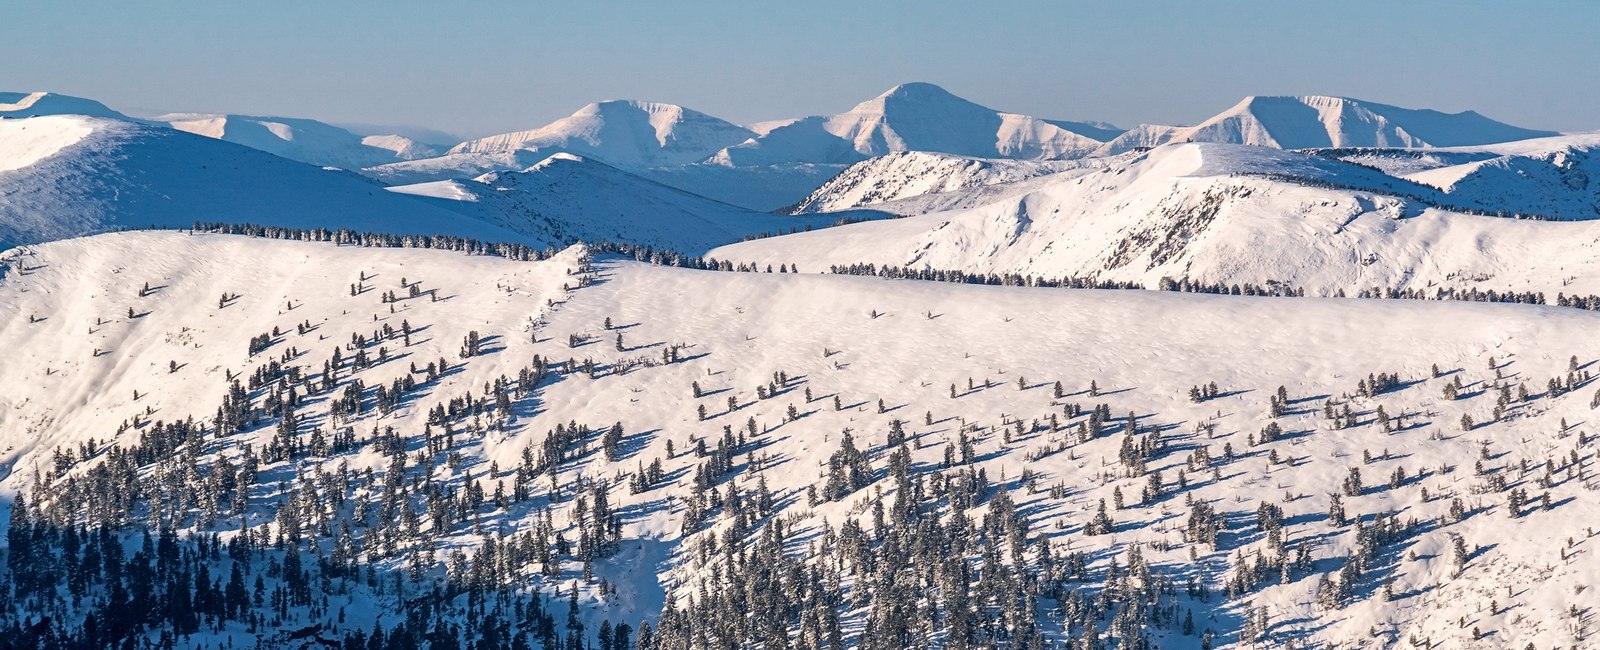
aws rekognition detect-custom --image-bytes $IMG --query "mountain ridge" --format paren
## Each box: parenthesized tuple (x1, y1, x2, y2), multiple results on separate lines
(1097, 95, 1557, 155)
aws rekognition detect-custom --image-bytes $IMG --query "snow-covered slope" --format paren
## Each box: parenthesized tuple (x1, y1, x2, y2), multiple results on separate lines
(1096, 96, 1557, 155)
(388, 153, 841, 253)
(712, 83, 1105, 166)
(4, 230, 1599, 648)
(0, 91, 129, 120)
(790, 151, 1119, 214)
(713, 142, 1600, 296)
(449, 100, 756, 168)
(0, 115, 528, 247)
(157, 112, 441, 169)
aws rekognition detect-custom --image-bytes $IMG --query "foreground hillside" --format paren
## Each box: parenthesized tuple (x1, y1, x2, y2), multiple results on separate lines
(2, 230, 1598, 648)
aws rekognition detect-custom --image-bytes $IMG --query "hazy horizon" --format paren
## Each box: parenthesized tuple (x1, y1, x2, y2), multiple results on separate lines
(4, 1, 1598, 139)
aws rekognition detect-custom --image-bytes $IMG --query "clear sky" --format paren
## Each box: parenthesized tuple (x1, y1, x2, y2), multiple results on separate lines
(3, 0, 1596, 140)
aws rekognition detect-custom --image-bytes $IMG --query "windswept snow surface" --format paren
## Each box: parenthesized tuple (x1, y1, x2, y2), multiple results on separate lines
(3, 231, 1600, 648)
(1096, 95, 1557, 155)
(0, 113, 97, 172)
(0, 116, 529, 247)
(713, 142, 1600, 296)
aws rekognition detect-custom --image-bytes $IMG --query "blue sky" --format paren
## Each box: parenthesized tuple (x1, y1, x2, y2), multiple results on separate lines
(3, 1, 1596, 139)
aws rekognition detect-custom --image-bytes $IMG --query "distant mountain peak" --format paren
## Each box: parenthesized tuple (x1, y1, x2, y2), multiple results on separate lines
(0, 91, 129, 120)
(873, 82, 963, 101)
(853, 82, 985, 115)
(715, 83, 1104, 166)
(447, 99, 754, 168)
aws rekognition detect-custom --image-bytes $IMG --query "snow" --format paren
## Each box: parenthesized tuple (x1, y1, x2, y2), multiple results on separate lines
(0, 115, 530, 247)
(5, 230, 1600, 647)
(385, 179, 483, 202)
(0, 114, 96, 172)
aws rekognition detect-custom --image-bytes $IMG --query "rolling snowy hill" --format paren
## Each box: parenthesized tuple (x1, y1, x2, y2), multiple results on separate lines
(712, 142, 1600, 297)
(3, 230, 1599, 648)
(156, 112, 443, 169)
(388, 153, 844, 253)
(1096, 96, 1557, 155)
(0, 115, 529, 247)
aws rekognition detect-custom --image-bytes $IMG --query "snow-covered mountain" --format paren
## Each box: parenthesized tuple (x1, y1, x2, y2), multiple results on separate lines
(156, 112, 442, 169)
(712, 141, 1600, 297)
(0, 91, 129, 120)
(711, 83, 1107, 166)
(368, 101, 836, 211)
(0, 115, 527, 247)
(370, 85, 1126, 211)
(449, 100, 756, 168)
(5, 229, 1600, 648)
(1096, 96, 1557, 155)
(389, 153, 843, 253)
